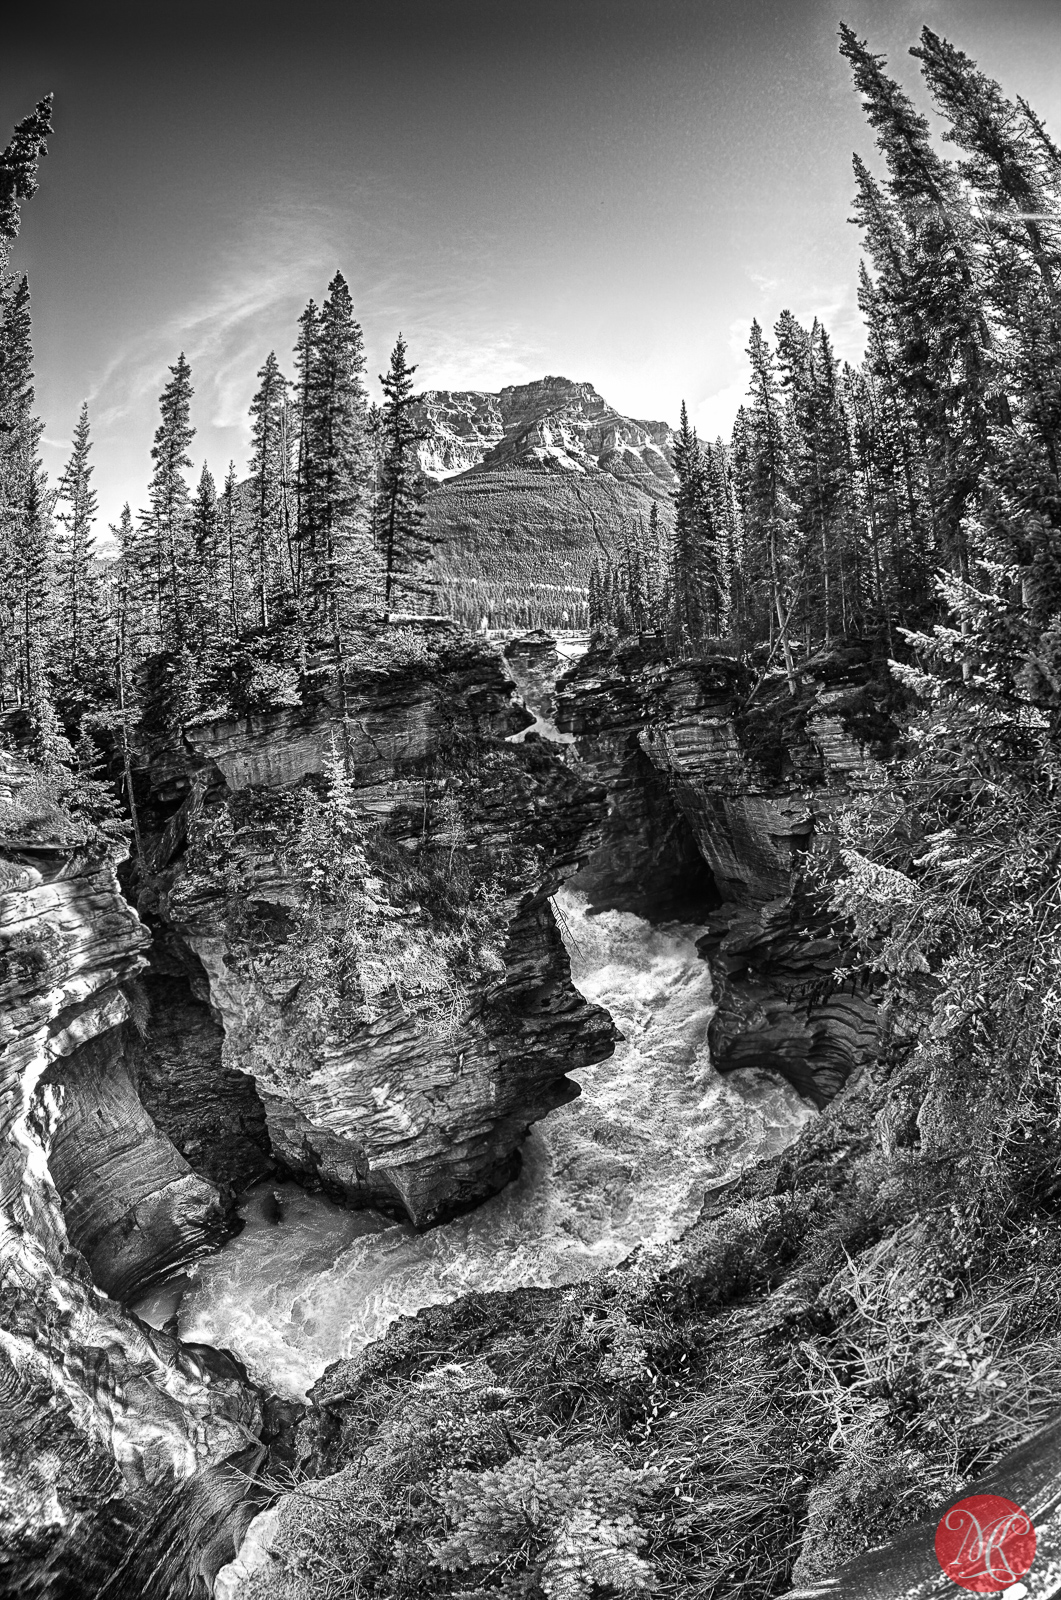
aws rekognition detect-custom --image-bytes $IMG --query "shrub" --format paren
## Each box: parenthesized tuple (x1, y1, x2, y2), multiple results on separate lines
(435, 1439, 661, 1600)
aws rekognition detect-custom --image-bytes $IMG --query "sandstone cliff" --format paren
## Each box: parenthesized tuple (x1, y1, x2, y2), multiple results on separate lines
(556, 639, 882, 1104)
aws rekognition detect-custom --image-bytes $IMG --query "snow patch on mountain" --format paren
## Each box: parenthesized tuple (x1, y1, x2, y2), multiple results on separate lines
(413, 377, 674, 490)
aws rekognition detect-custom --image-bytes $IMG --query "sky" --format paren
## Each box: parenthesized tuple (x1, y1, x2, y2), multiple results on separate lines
(2, 0, 1059, 531)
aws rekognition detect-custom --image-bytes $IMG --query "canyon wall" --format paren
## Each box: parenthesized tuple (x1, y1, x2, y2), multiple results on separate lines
(138, 621, 615, 1226)
(0, 619, 619, 1594)
(556, 638, 882, 1104)
(0, 752, 267, 1599)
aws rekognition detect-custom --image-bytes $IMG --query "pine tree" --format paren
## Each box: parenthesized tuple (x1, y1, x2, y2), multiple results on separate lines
(670, 403, 724, 651)
(247, 350, 291, 626)
(376, 334, 432, 608)
(142, 353, 196, 651)
(188, 462, 225, 651)
(0, 103, 52, 714)
(0, 97, 52, 266)
(840, 23, 994, 579)
(104, 513, 144, 855)
(291, 299, 320, 604)
(18, 465, 69, 770)
(297, 274, 375, 637)
(740, 323, 798, 688)
(53, 402, 108, 722)
(0, 276, 41, 709)
(913, 28, 1061, 307)
(110, 503, 152, 671)
(218, 461, 250, 637)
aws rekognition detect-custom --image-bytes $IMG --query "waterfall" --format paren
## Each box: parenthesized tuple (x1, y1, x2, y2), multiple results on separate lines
(138, 890, 814, 1401)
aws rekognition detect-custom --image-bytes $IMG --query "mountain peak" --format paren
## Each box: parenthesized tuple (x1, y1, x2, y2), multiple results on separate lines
(413, 377, 674, 487)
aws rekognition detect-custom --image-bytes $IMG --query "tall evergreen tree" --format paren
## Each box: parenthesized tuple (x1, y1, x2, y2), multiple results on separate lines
(247, 351, 291, 625)
(376, 334, 432, 608)
(0, 101, 52, 715)
(53, 401, 107, 721)
(291, 299, 320, 605)
(670, 402, 725, 649)
(840, 23, 993, 578)
(142, 353, 195, 652)
(739, 323, 798, 687)
(218, 461, 250, 638)
(297, 273, 375, 636)
(188, 462, 224, 651)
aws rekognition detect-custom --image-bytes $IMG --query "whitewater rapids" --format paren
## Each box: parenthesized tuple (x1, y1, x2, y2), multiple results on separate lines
(141, 889, 814, 1400)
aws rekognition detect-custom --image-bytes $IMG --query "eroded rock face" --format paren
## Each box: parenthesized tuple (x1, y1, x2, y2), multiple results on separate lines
(556, 640, 880, 1104)
(143, 624, 616, 1226)
(0, 753, 267, 1597)
(129, 969, 275, 1206)
(413, 376, 674, 487)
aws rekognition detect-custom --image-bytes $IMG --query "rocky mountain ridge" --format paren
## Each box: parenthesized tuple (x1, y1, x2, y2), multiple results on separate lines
(414, 376, 674, 490)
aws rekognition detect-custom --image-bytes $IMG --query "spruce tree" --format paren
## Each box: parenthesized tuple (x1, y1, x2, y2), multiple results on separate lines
(218, 462, 249, 637)
(188, 462, 224, 651)
(54, 402, 110, 721)
(248, 350, 291, 626)
(670, 402, 724, 650)
(142, 353, 196, 651)
(18, 465, 69, 770)
(291, 299, 320, 604)
(376, 334, 432, 608)
(298, 274, 375, 637)
(839, 23, 993, 579)
(741, 323, 798, 688)
(0, 275, 40, 709)
(0, 101, 52, 714)
(111, 503, 153, 670)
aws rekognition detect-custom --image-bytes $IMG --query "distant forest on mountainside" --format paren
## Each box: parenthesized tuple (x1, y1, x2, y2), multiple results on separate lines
(1, 20, 1060, 771)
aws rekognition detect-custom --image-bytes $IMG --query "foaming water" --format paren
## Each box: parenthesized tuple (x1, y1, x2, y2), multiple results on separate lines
(158, 891, 815, 1399)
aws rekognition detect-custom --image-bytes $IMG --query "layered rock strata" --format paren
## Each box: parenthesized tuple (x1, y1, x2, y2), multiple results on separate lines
(141, 623, 616, 1227)
(0, 753, 267, 1597)
(414, 377, 674, 487)
(556, 639, 881, 1103)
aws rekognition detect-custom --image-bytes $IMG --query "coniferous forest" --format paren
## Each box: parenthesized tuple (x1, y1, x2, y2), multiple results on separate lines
(5, 17, 1061, 1600)
(4, 26, 1061, 776)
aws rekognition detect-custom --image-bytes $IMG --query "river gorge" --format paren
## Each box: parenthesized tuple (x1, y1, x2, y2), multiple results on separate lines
(0, 619, 916, 1598)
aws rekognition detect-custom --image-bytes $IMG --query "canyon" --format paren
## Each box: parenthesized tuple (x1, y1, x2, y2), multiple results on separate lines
(0, 616, 970, 1599)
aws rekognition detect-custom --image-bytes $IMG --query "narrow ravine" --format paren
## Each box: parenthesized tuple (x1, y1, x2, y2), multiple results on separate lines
(136, 888, 814, 1401)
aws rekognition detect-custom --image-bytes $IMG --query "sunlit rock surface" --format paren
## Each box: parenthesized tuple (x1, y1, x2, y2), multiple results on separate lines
(557, 639, 882, 1103)
(141, 622, 617, 1226)
(414, 377, 674, 486)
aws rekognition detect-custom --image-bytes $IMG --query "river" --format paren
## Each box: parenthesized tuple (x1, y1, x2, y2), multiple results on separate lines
(134, 888, 814, 1401)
